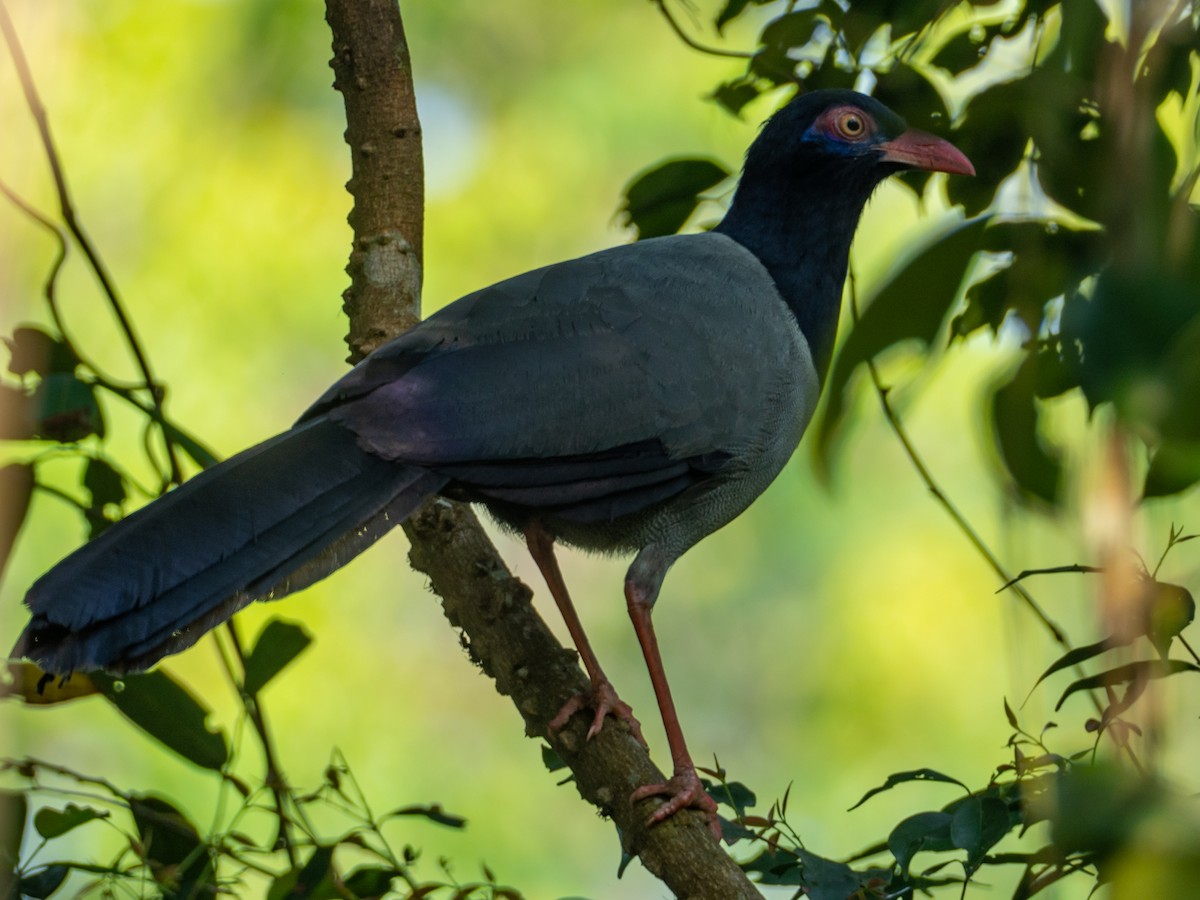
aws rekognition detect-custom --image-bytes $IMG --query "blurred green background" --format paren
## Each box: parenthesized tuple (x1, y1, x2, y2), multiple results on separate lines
(2, 2, 1197, 897)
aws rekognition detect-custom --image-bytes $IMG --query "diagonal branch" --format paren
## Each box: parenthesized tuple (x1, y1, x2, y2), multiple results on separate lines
(322, 1, 758, 896)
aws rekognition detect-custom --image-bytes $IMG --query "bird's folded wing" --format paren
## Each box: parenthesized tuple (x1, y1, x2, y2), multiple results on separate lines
(301, 233, 808, 514)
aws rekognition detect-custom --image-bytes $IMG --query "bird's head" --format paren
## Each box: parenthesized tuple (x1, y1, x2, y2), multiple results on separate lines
(717, 89, 973, 379)
(743, 89, 974, 198)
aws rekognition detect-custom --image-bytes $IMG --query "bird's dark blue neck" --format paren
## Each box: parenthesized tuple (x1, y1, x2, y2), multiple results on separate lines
(715, 157, 877, 382)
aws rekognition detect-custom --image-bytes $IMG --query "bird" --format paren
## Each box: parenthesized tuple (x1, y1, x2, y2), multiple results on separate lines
(12, 89, 972, 840)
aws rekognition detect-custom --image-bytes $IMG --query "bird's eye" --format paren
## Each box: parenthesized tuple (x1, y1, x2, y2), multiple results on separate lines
(836, 110, 867, 139)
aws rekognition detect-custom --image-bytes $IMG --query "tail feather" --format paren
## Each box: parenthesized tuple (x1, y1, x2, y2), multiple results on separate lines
(13, 417, 446, 674)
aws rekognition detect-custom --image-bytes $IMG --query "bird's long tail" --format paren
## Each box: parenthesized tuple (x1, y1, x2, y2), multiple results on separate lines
(12, 417, 447, 675)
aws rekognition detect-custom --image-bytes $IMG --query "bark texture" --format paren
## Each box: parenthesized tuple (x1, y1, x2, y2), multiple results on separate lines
(324, 2, 760, 896)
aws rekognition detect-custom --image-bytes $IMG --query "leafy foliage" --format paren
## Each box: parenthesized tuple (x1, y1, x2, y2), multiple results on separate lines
(652, 0, 1200, 505)
(4, 0, 1200, 897)
(628, 1, 1200, 896)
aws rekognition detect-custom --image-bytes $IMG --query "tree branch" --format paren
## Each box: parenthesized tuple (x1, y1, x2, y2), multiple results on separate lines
(322, 1, 758, 896)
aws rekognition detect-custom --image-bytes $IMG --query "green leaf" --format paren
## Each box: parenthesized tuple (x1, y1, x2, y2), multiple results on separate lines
(1003, 698, 1019, 729)
(1032, 635, 1130, 694)
(5, 327, 78, 377)
(1145, 439, 1200, 498)
(83, 457, 126, 508)
(342, 865, 399, 899)
(33, 804, 107, 839)
(17, 865, 68, 899)
(752, 11, 823, 84)
(381, 803, 466, 829)
(32, 373, 103, 442)
(619, 158, 731, 240)
(888, 811, 954, 874)
(540, 743, 567, 773)
(130, 794, 215, 898)
(710, 77, 761, 117)
(707, 780, 756, 817)
(990, 355, 1063, 506)
(794, 848, 888, 900)
(849, 768, 969, 811)
(949, 796, 1010, 874)
(1144, 582, 1195, 657)
(268, 846, 336, 900)
(1055, 660, 1200, 711)
(243, 619, 313, 695)
(92, 671, 228, 771)
(715, 0, 762, 33)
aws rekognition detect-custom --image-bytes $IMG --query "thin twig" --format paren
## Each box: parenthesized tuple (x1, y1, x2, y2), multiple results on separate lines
(0, 1, 182, 488)
(653, 0, 753, 59)
(845, 271, 1071, 649)
(219, 620, 297, 868)
(996, 565, 1106, 593)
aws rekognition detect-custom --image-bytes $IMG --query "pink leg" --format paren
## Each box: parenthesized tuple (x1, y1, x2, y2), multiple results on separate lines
(626, 579, 722, 841)
(524, 523, 647, 746)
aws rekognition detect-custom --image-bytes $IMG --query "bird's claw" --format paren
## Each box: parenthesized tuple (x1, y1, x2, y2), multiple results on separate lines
(632, 766, 722, 842)
(549, 680, 647, 748)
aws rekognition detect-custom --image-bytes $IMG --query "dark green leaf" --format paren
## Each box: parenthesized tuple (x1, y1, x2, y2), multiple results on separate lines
(741, 847, 803, 885)
(17, 865, 68, 899)
(715, 0, 774, 33)
(1048, 765, 1162, 858)
(1003, 698, 1019, 729)
(795, 848, 888, 900)
(130, 794, 215, 898)
(849, 768, 969, 811)
(92, 671, 228, 770)
(32, 373, 103, 442)
(243, 619, 313, 695)
(1032, 635, 1129, 693)
(1145, 439, 1200, 498)
(990, 355, 1062, 506)
(752, 11, 822, 84)
(33, 804, 107, 839)
(888, 811, 954, 874)
(1055, 660, 1200, 711)
(268, 846, 336, 900)
(1144, 582, 1195, 657)
(949, 796, 1010, 873)
(619, 158, 731, 240)
(710, 77, 761, 117)
(707, 780, 755, 816)
(540, 743, 566, 773)
(382, 803, 466, 829)
(342, 865, 399, 899)
(83, 457, 126, 508)
(5, 327, 77, 377)
(871, 65, 950, 139)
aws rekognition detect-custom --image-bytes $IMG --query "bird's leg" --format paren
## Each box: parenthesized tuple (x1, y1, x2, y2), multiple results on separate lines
(523, 523, 647, 746)
(625, 576, 722, 842)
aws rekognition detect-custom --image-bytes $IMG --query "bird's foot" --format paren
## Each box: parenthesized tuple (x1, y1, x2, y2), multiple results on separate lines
(632, 765, 722, 841)
(549, 679, 647, 747)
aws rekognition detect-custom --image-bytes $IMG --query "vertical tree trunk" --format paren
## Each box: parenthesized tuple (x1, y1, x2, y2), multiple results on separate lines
(323, 2, 761, 896)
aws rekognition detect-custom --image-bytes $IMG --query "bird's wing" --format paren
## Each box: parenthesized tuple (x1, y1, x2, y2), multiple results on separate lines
(302, 233, 813, 518)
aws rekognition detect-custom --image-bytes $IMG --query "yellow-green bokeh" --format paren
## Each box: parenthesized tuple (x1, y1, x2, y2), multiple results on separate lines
(2, 3, 1196, 899)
